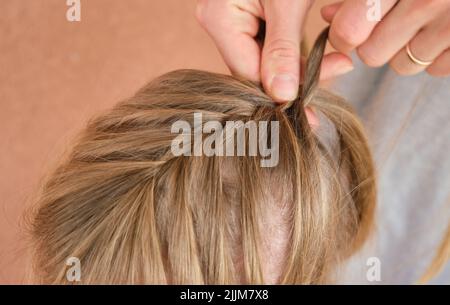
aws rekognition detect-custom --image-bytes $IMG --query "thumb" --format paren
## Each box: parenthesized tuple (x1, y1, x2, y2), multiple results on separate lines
(261, 0, 311, 103)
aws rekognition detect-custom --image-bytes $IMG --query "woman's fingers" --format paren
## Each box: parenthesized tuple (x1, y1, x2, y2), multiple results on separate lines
(322, 52, 355, 79)
(327, 0, 398, 53)
(323, 0, 450, 77)
(210, 31, 262, 81)
(260, 0, 313, 102)
(427, 49, 450, 77)
(388, 12, 450, 75)
(357, 1, 445, 68)
(301, 52, 354, 82)
(196, 0, 263, 82)
(197, 0, 356, 103)
(320, 1, 343, 23)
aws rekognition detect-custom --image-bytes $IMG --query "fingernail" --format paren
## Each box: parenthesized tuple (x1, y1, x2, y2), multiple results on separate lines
(305, 107, 319, 128)
(335, 64, 354, 76)
(270, 73, 299, 102)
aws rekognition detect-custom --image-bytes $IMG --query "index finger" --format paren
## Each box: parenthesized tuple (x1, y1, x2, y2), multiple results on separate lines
(196, 0, 263, 81)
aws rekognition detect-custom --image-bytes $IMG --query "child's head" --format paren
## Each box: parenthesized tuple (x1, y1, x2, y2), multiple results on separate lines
(30, 28, 376, 284)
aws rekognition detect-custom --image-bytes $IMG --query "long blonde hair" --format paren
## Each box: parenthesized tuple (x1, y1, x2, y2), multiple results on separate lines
(30, 28, 377, 284)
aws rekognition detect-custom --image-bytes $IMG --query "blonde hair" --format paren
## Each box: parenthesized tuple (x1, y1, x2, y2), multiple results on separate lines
(30, 28, 377, 284)
(419, 222, 450, 284)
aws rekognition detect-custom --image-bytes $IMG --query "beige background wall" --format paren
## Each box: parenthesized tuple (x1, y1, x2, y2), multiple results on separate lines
(0, 0, 329, 283)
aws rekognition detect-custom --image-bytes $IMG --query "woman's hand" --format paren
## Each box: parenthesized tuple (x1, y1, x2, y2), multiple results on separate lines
(322, 0, 450, 77)
(196, 0, 354, 102)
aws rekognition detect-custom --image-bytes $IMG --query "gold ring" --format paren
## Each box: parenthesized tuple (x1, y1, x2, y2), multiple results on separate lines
(406, 43, 433, 66)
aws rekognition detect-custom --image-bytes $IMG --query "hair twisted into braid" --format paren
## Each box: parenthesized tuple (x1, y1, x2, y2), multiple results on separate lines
(29, 28, 376, 284)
